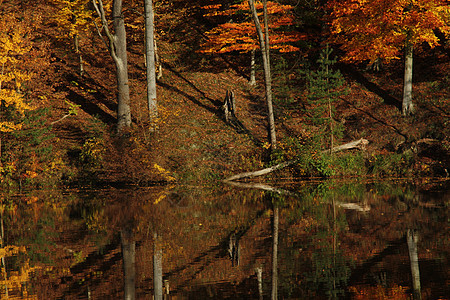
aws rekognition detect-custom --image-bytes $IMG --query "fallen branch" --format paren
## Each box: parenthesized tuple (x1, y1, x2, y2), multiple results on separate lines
(325, 138, 368, 153)
(224, 138, 369, 182)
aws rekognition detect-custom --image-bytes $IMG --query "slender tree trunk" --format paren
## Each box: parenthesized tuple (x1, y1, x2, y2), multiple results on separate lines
(73, 34, 84, 76)
(402, 42, 414, 116)
(248, 0, 277, 150)
(145, 0, 158, 127)
(155, 40, 162, 80)
(92, 0, 131, 132)
(249, 49, 256, 85)
(74, 34, 84, 76)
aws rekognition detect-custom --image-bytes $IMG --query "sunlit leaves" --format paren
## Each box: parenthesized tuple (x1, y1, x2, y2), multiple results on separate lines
(50, 0, 95, 39)
(327, 0, 450, 62)
(200, 1, 305, 54)
(0, 14, 34, 133)
(0, 245, 39, 299)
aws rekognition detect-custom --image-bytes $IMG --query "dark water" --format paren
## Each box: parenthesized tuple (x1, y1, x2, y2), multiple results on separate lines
(0, 178, 448, 299)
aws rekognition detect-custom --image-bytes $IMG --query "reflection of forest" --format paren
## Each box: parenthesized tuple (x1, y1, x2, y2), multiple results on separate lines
(0, 179, 448, 299)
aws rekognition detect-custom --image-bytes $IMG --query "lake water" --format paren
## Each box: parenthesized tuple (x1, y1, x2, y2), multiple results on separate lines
(0, 178, 448, 299)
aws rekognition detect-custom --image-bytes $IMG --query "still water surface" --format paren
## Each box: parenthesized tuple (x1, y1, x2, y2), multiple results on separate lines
(1, 178, 448, 299)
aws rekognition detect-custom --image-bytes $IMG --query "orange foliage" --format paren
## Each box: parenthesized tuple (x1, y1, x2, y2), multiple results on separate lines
(200, 1, 306, 54)
(349, 284, 410, 299)
(327, 0, 450, 62)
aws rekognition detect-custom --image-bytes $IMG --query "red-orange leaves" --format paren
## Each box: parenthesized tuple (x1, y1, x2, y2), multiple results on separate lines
(327, 0, 450, 62)
(200, 1, 304, 54)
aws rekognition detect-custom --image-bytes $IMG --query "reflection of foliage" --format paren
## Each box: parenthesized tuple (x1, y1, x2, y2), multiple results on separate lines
(0, 245, 39, 299)
(309, 249, 352, 298)
(349, 284, 409, 299)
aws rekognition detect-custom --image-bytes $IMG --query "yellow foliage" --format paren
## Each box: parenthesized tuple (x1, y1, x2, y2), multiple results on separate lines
(153, 163, 176, 182)
(50, 0, 95, 38)
(0, 14, 34, 133)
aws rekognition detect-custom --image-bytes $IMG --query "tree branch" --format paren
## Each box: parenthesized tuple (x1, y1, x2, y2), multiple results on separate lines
(92, 0, 119, 64)
(224, 138, 369, 182)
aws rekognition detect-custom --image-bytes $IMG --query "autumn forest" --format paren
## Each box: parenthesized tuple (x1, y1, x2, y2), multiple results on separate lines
(0, 0, 449, 298)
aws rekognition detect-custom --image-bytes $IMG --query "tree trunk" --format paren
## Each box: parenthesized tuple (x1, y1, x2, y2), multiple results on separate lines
(92, 0, 131, 132)
(145, 0, 158, 127)
(74, 34, 84, 76)
(248, 0, 276, 150)
(249, 49, 256, 85)
(113, 0, 131, 131)
(402, 43, 414, 116)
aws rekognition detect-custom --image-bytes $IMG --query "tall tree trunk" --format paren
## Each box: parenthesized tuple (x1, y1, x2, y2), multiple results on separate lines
(402, 42, 414, 116)
(74, 34, 84, 76)
(145, 0, 158, 127)
(248, 0, 277, 150)
(92, 0, 131, 132)
(113, 0, 131, 131)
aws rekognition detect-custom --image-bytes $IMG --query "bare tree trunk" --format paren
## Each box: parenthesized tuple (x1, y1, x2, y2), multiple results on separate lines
(155, 40, 162, 80)
(402, 42, 414, 116)
(248, 0, 276, 150)
(145, 0, 158, 128)
(92, 0, 131, 132)
(249, 49, 256, 85)
(74, 34, 84, 76)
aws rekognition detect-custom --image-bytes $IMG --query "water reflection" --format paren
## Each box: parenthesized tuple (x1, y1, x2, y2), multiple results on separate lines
(0, 179, 448, 299)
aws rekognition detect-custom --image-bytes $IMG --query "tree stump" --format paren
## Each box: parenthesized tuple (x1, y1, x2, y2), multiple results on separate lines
(223, 90, 236, 123)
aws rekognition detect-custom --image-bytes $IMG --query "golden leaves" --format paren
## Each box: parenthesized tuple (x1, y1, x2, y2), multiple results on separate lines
(0, 14, 34, 133)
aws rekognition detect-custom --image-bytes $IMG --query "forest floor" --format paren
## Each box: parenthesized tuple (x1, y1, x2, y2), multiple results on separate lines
(45, 0, 449, 186)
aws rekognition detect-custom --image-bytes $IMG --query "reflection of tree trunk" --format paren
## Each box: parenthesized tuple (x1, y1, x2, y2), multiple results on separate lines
(407, 229, 421, 300)
(332, 197, 337, 295)
(272, 207, 279, 300)
(0, 211, 7, 298)
(121, 228, 136, 300)
(154, 233, 163, 300)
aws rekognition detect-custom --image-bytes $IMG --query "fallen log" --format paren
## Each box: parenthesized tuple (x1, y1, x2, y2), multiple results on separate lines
(224, 138, 369, 182)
